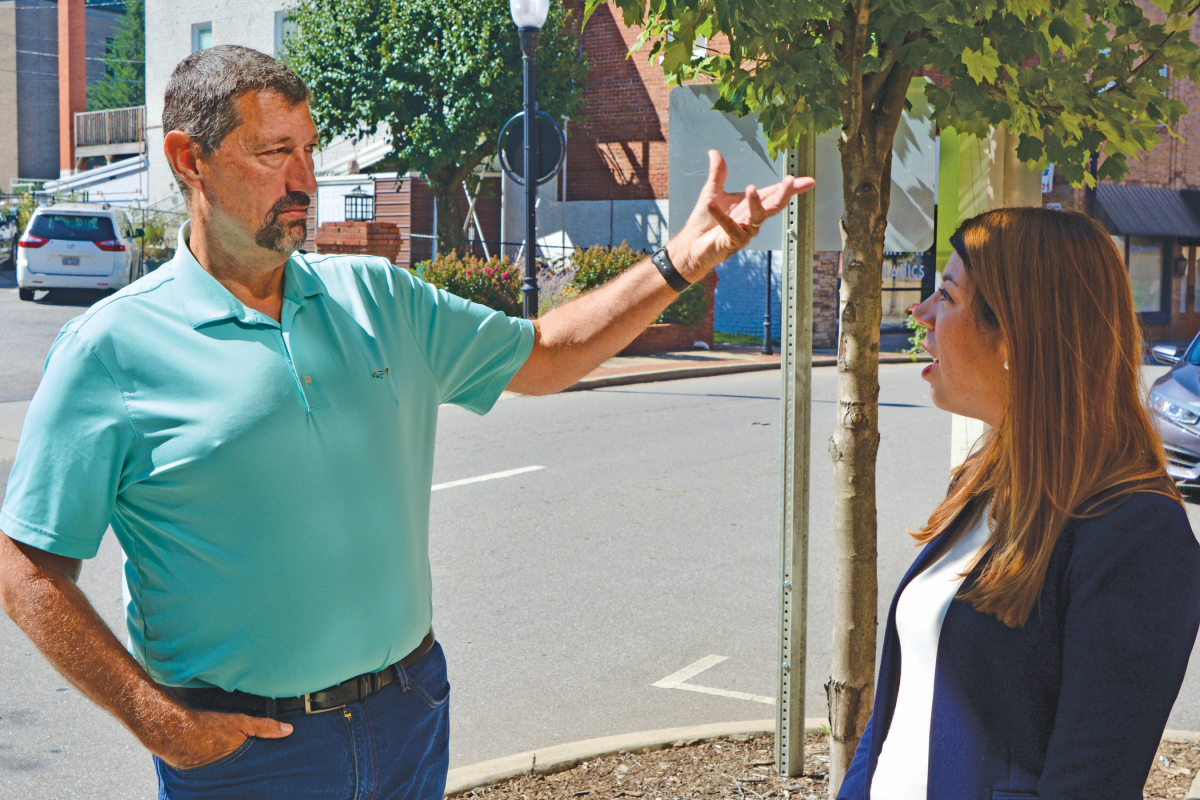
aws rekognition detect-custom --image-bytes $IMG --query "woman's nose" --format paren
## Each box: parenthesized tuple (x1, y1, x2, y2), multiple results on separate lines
(912, 295, 935, 328)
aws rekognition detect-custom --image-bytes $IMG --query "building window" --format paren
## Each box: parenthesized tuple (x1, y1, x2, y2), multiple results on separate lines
(274, 11, 299, 60)
(193, 24, 213, 53)
(1124, 236, 1168, 317)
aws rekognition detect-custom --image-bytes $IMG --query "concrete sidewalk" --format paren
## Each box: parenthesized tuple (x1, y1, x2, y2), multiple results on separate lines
(567, 338, 930, 391)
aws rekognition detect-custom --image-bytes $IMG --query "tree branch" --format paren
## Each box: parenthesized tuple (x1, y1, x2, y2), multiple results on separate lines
(871, 58, 914, 154)
(840, 1, 869, 140)
(861, 38, 903, 113)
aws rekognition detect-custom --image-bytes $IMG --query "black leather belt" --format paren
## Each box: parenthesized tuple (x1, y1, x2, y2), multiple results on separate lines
(165, 629, 435, 716)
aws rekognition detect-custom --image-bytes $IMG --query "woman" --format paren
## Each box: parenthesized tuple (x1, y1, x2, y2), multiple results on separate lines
(838, 207, 1200, 800)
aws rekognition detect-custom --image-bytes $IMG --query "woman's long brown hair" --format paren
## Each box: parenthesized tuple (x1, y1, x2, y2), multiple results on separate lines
(912, 206, 1182, 627)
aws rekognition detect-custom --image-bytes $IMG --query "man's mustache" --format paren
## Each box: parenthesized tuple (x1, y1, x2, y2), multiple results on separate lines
(266, 192, 311, 223)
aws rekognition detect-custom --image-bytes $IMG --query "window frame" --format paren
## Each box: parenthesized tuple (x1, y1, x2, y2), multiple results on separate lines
(192, 23, 213, 53)
(1118, 234, 1172, 325)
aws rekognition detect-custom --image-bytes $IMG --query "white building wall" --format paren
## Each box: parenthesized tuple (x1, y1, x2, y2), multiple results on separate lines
(314, 175, 374, 227)
(144, 0, 389, 207)
(501, 173, 670, 259)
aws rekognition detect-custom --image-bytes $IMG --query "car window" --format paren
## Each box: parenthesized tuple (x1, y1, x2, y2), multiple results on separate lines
(29, 214, 117, 242)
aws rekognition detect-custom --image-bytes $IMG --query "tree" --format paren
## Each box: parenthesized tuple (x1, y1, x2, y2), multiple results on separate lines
(87, 0, 145, 111)
(584, 0, 1200, 792)
(286, 0, 590, 256)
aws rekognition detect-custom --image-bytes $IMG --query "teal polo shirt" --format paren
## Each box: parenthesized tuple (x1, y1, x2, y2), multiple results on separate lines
(0, 223, 534, 696)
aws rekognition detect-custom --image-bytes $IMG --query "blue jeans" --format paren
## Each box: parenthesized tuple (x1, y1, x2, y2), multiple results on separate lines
(155, 642, 450, 800)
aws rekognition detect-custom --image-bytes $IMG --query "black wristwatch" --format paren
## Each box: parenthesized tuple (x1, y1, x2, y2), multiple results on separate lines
(651, 247, 692, 293)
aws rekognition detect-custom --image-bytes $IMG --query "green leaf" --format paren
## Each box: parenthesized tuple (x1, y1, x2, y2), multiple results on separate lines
(961, 38, 1001, 85)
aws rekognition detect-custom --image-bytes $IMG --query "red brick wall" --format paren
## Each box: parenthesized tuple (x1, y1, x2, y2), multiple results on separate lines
(565, 1, 670, 203)
(814, 251, 839, 350)
(314, 221, 404, 263)
(621, 270, 719, 354)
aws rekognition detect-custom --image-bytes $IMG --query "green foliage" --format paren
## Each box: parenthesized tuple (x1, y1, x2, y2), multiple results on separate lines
(570, 242, 707, 325)
(570, 241, 645, 291)
(134, 208, 179, 263)
(417, 252, 522, 317)
(286, 0, 589, 254)
(10, 192, 40, 236)
(657, 281, 708, 325)
(87, 0, 145, 110)
(903, 304, 927, 362)
(586, 0, 1200, 187)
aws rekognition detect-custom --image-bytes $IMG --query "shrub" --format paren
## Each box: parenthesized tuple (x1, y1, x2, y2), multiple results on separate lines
(569, 242, 707, 325)
(571, 241, 644, 291)
(416, 252, 522, 317)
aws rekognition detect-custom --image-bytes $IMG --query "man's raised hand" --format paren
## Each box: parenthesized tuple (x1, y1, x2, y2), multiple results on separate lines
(671, 150, 815, 279)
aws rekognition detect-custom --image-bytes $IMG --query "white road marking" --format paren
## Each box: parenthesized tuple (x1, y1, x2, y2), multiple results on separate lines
(652, 655, 775, 705)
(431, 465, 545, 492)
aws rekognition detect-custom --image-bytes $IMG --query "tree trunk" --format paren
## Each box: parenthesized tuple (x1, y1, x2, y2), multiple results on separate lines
(431, 178, 469, 258)
(826, 130, 892, 795)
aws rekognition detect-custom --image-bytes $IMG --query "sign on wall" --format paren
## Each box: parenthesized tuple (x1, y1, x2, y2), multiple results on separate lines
(668, 82, 936, 253)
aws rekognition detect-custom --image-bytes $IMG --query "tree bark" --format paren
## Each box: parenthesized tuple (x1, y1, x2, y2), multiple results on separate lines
(430, 177, 469, 258)
(826, 56, 912, 797)
(430, 154, 488, 258)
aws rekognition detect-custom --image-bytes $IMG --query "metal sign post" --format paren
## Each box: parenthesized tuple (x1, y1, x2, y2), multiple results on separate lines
(775, 129, 815, 779)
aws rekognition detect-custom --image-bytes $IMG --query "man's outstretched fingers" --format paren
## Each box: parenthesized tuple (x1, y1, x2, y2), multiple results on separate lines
(706, 150, 728, 194)
(708, 200, 750, 246)
(746, 186, 766, 225)
(240, 714, 293, 738)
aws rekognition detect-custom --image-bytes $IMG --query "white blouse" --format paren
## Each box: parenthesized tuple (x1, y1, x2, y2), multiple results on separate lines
(869, 508, 993, 800)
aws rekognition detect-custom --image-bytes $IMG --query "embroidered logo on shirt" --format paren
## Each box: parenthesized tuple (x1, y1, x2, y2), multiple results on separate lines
(372, 368, 389, 379)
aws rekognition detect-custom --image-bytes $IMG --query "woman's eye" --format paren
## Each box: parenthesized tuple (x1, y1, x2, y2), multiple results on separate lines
(939, 288, 951, 301)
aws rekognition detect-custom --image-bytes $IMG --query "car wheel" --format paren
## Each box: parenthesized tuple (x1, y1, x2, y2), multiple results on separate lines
(18, 288, 34, 301)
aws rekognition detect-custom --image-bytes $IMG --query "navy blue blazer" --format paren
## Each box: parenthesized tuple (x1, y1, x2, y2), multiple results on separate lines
(839, 492, 1200, 800)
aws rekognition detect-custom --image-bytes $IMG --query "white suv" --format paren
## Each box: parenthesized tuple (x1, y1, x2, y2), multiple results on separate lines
(17, 203, 143, 301)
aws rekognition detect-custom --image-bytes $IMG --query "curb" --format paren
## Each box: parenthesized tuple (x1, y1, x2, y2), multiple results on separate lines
(565, 353, 931, 392)
(566, 360, 780, 391)
(444, 718, 827, 797)
(447, 724, 1200, 798)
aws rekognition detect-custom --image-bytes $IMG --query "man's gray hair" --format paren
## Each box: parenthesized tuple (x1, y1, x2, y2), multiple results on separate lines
(163, 45, 312, 199)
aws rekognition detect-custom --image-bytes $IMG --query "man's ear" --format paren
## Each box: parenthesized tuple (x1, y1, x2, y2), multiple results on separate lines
(163, 131, 203, 196)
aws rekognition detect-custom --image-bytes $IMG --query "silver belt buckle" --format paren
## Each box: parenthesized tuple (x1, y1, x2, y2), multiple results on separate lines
(303, 692, 347, 715)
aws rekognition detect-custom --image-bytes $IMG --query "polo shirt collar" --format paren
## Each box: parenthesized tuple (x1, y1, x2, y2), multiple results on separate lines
(172, 220, 324, 329)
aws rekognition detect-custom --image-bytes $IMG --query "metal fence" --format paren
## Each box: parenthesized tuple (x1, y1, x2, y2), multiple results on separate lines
(75, 106, 146, 148)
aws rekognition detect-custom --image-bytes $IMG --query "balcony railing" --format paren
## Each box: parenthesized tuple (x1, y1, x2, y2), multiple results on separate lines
(75, 105, 145, 149)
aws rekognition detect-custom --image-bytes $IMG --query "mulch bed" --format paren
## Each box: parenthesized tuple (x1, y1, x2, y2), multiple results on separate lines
(459, 734, 1200, 800)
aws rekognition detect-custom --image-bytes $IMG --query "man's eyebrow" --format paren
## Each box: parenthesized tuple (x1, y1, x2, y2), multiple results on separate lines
(250, 133, 319, 150)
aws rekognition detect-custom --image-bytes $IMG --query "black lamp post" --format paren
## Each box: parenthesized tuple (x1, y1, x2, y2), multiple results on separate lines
(511, 0, 550, 318)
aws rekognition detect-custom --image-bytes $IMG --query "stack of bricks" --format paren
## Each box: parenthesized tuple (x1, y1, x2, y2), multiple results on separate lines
(621, 271, 720, 355)
(314, 221, 404, 264)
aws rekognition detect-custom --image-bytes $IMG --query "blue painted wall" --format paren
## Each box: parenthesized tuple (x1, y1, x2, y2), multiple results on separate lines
(714, 249, 784, 340)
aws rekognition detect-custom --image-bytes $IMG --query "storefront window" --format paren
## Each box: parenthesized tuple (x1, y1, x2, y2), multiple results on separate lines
(1127, 237, 1164, 314)
(881, 252, 926, 327)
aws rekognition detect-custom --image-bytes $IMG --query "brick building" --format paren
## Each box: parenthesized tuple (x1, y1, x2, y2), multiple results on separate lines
(1039, 2, 1200, 341)
(0, 0, 126, 190)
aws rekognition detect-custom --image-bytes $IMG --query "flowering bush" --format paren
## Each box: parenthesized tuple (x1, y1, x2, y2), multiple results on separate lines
(904, 303, 926, 362)
(416, 252, 522, 317)
(570, 241, 707, 325)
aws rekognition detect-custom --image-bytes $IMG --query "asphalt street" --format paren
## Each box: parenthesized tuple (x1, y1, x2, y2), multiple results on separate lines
(3, 277, 1200, 798)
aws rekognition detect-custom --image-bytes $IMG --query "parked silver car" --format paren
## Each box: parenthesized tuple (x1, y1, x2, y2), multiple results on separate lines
(1150, 339, 1200, 487)
(16, 203, 142, 300)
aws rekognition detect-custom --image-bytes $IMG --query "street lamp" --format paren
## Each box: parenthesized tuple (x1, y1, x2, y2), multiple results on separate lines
(511, 0, 549, 318)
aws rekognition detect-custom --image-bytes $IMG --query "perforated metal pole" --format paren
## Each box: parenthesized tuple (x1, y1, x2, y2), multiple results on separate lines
(776, 129, 815, 779)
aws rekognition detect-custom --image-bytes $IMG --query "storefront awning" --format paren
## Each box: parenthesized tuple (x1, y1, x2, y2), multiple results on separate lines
(1096, 184, 1200, 239)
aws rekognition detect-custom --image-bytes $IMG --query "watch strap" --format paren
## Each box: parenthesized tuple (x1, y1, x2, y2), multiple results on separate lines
(651, 247, 691, 293)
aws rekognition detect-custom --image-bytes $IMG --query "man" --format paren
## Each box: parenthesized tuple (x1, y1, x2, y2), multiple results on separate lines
(0, 46, 811, 798)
